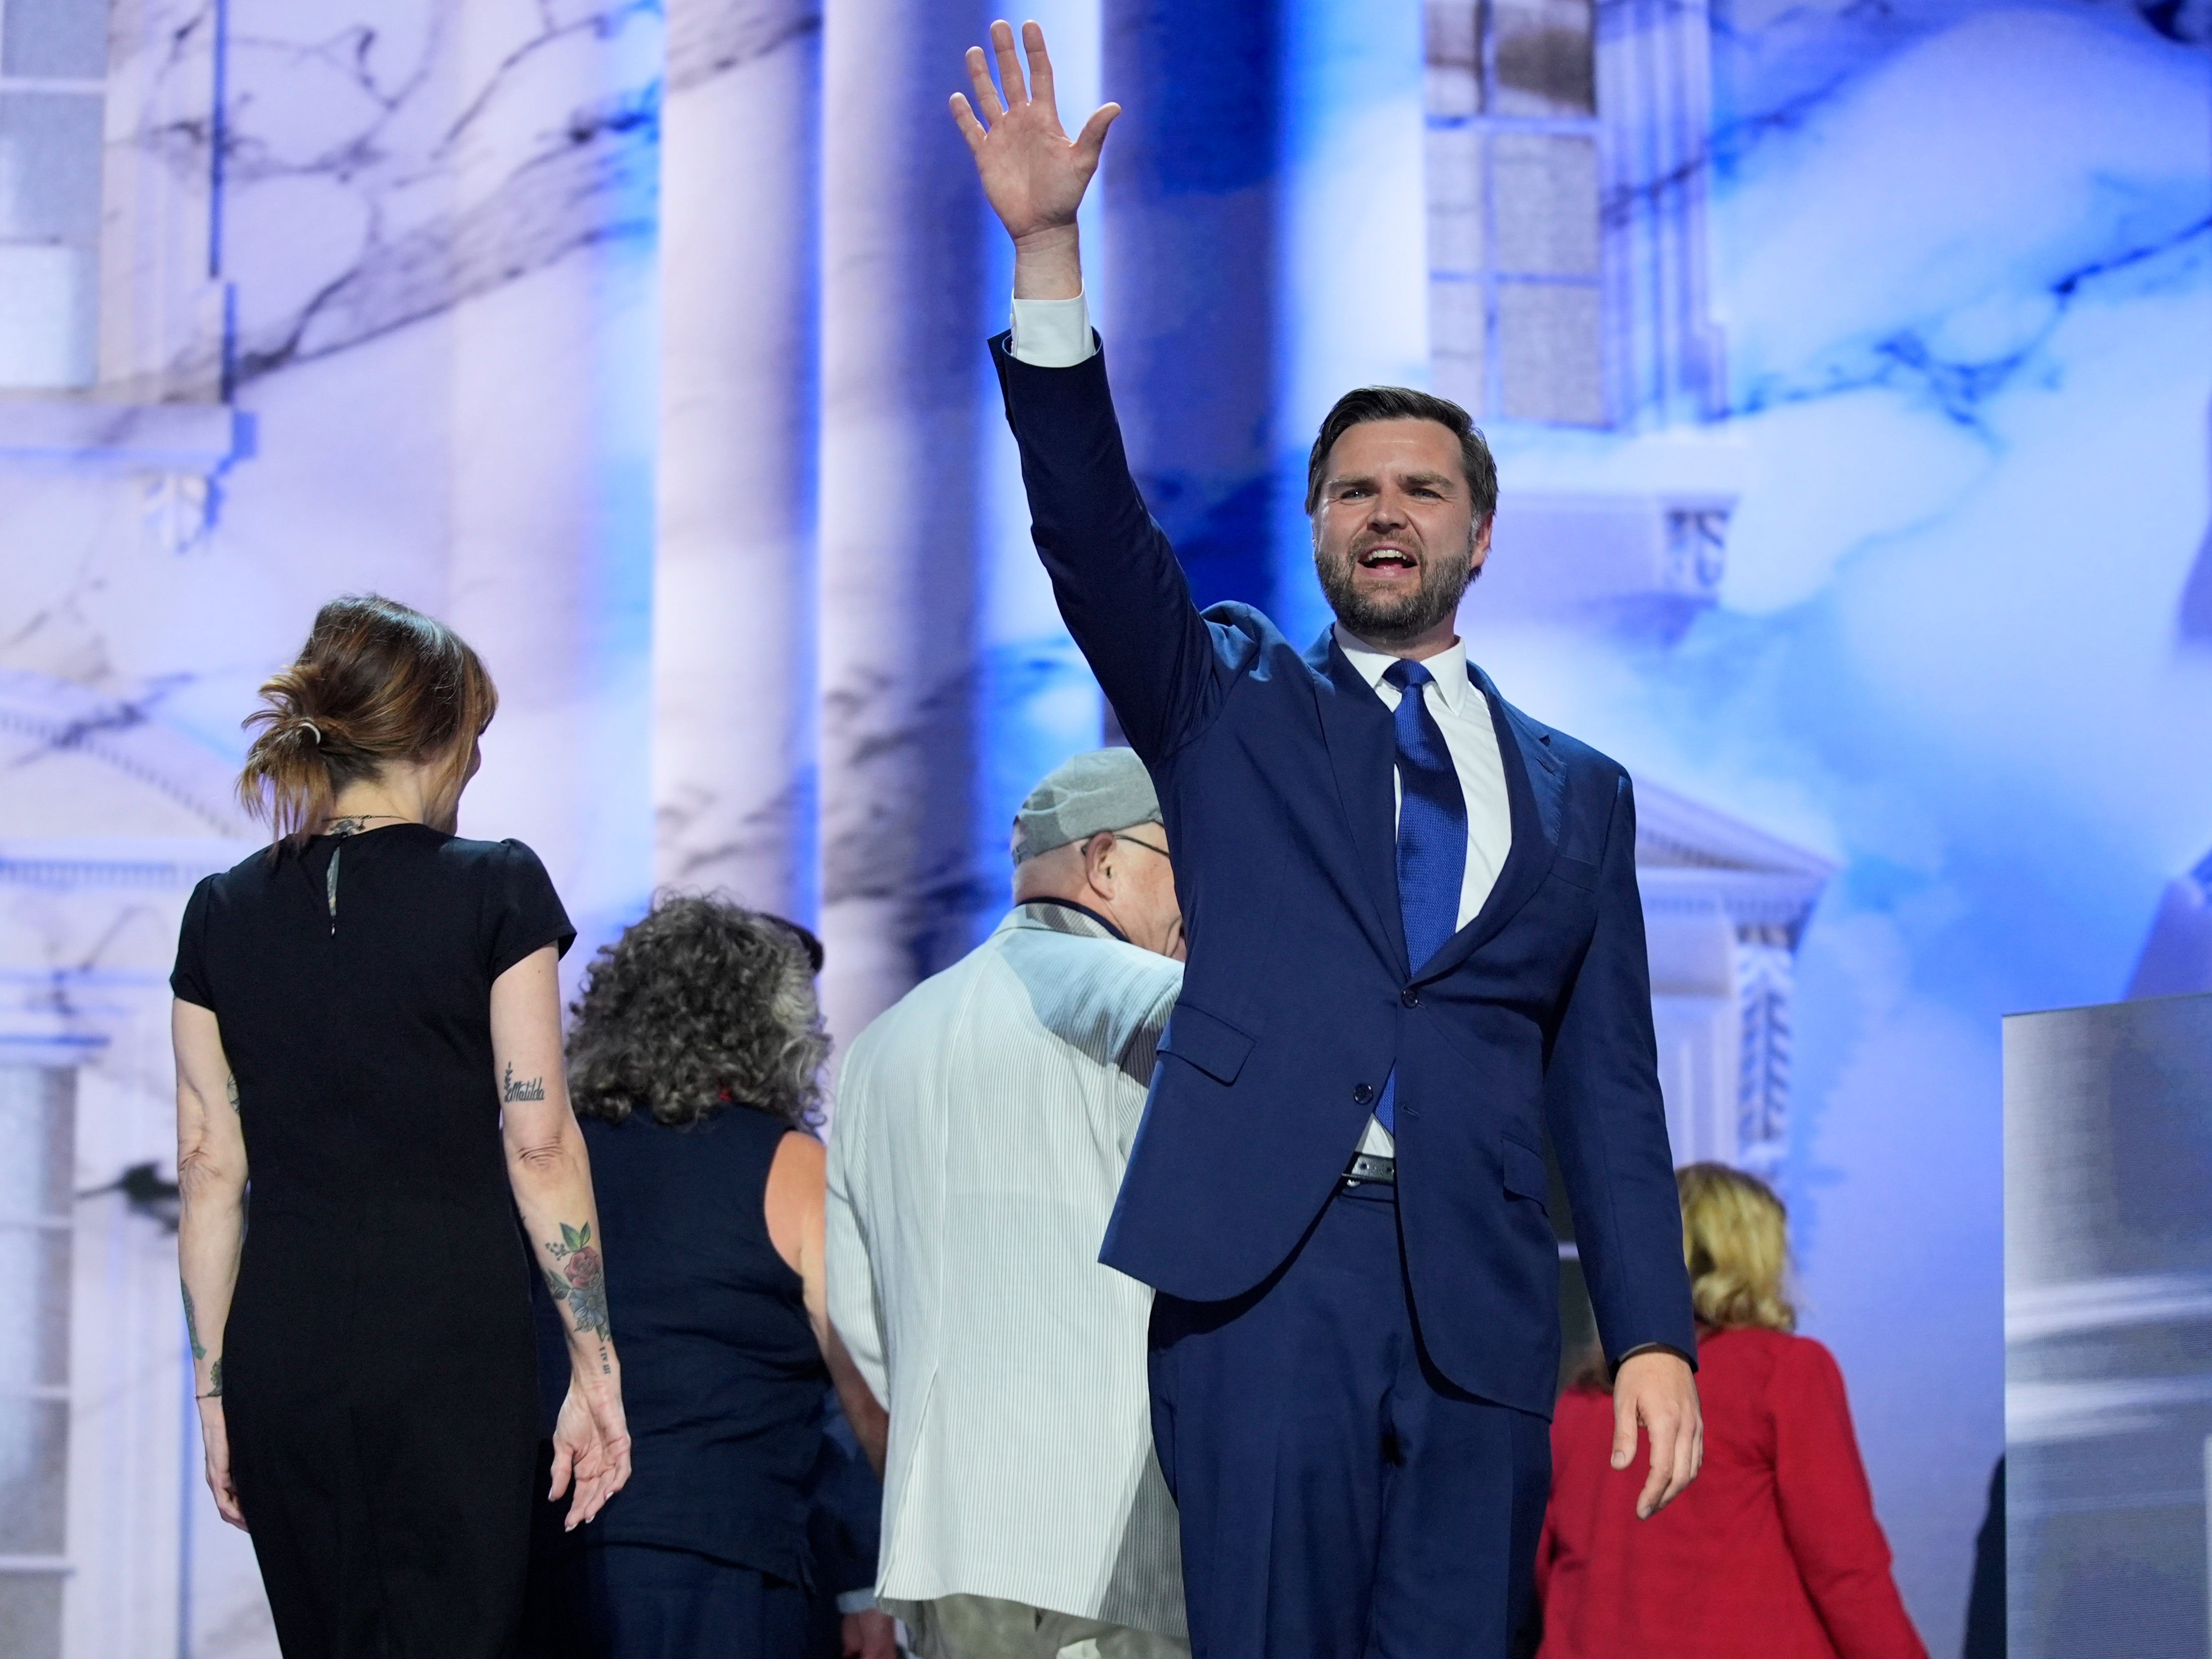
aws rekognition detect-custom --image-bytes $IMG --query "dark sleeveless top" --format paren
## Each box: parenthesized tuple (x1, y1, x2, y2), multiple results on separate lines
(541, 1106, 828, 1582)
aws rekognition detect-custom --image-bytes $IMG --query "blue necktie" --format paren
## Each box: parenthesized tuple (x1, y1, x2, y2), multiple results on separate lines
(1375, 658, 1467, 1133)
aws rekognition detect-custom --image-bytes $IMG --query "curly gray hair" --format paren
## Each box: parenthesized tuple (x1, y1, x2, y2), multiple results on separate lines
(565, 895, 828, 1129)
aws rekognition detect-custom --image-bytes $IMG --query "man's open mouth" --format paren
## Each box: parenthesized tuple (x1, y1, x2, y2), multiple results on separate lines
(1358, 548, 1418, 569)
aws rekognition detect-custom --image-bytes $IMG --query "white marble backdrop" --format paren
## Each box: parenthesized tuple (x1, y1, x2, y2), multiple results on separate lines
(7, 0, 664, 1648)
(816, 0, 990, 1047)
(651, 0, 821, 918)
(1463, 3, 2212, 1644)
(2, 0, 2205, 1653)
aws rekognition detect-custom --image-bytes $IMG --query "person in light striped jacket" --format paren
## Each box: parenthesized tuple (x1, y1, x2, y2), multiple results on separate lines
(828, 748, 1189, 1659)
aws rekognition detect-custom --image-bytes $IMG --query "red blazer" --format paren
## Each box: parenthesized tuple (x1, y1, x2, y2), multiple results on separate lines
(1537, 1326, 1925, 1659)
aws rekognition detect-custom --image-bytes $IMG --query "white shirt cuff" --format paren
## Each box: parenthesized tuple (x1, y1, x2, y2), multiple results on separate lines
(1009, 291, 1096, 368)
(836, 1588, 878, 1615)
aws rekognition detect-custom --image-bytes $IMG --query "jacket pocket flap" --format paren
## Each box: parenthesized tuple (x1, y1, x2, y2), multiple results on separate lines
(1553, 854, 1601, 891)
(1159, 1003, 1257, 1085)
(1501, 1135, 1550, 1205)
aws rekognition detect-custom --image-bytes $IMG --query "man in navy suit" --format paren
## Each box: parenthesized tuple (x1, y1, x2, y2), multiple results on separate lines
(949, 23, 1703, 1658)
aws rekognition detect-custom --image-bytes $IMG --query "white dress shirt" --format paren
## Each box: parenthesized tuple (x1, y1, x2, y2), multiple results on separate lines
(1010, 291, 1096, 368)
(1008, 296, 1517, 1158)
(1330, 627, 1513, 931)
(1335, 629, 1513, 1154)
(827, 902, 1186, 1637)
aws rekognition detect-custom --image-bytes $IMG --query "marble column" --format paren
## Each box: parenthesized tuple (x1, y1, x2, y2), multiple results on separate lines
(441, 3, 663, 990)
(651, 0, 822, 920)
(973, 0, 1104, 920)
(1099, 0, 1280, 616)
(1274, 0, 1434, 646)
(818, 0, 990, 1049)
(97, 0, 225, 404)
(1597, 0, 1727, 426)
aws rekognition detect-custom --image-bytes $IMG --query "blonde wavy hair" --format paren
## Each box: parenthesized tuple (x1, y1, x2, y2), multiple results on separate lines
(1677, 1162, 1796, 1332)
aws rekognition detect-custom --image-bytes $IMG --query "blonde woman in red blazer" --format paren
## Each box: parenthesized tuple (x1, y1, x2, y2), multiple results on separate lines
(1536, 1164, 1925, 1658)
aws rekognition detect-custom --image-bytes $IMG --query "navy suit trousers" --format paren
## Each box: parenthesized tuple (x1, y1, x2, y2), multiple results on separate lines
(1148, 1183, 1551, 1659)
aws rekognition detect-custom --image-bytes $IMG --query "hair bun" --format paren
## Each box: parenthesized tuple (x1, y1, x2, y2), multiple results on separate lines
(236, 594, 496, 848)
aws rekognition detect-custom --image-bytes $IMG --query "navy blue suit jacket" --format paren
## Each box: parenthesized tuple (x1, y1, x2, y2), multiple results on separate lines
(994, 335, 1695, 1416)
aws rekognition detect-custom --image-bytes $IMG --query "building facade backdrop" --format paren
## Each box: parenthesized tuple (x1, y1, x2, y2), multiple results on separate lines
(0, 0, 2205, 1652)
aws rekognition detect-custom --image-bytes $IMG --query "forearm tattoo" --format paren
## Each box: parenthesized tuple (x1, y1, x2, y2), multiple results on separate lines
(502, 1063, 546, 1103)
(182, 1283, 222, 1396)
(225, 1073, 240, 1114)
(543, 1222, 613, 1372)
(181, 1282, 205, 1360)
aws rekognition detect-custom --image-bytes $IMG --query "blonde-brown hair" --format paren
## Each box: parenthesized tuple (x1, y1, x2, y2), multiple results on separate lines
(238, 595, 497, 849)
(1677, 1162, 1796, 1332)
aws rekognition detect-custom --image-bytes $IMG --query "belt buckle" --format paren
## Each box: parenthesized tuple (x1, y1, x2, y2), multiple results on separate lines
(1344, 1152, 1397, 1186)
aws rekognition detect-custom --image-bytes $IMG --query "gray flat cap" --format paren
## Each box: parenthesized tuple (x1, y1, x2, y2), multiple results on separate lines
(1011, 747, 1160, 865)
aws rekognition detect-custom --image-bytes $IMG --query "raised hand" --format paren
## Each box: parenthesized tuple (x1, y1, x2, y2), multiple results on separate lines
(950, 20, 1118, 296)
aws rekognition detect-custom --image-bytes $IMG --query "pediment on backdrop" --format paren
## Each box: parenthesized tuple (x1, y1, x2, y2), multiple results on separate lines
(0, 667, 255, 841)
(1631, 777, 1835, 950)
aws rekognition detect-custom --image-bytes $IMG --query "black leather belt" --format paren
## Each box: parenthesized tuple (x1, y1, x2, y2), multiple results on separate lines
(1343, 1152, 1397, 1186)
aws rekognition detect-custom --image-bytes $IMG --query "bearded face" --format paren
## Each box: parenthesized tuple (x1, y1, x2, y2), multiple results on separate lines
(1314, 523, 1478, 647)
(1308, 418, 1487, 650)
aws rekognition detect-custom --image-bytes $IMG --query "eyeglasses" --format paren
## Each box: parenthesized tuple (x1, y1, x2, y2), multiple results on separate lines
(1113, 833, 1170, 859)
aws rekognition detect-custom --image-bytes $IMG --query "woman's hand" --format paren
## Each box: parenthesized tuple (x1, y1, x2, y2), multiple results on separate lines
(549, 1370, 633, 1531)
(495, 947, 633, 1529)
(197, 1396, 247, 1530)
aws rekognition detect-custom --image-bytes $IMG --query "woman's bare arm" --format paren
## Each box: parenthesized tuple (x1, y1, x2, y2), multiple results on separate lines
(174, 998, 249, 1528)
(767, 1132, 890, 1480)
(491, 945, 632, 1528)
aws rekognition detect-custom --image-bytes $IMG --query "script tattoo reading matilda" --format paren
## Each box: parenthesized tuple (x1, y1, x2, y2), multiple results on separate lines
(502, 1063, 546, 1103)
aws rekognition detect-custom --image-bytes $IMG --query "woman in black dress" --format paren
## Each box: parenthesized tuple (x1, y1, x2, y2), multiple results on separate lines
(542, 897, 890, 1658)
(173, 595, 633, 1657)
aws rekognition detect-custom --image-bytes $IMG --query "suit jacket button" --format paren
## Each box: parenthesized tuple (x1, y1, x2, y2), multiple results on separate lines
(1352, 1082, 1375, 1105)
(1401, 988, 1420, 1008)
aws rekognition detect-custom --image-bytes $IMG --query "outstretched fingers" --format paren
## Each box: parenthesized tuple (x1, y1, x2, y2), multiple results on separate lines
(1021, 19, 1056, 114)
(949, 92, 987, 152)
(990, 18, 1028, 108)
(964, 44, 1006, 121)
(1072, 101, 1122, 167)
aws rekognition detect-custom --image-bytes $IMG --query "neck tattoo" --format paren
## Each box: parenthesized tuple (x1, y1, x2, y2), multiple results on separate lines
(325, 814, 406, 838)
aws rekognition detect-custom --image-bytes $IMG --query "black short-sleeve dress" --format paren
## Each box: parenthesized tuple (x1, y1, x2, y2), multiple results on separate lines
(172, 825, 574, 1658)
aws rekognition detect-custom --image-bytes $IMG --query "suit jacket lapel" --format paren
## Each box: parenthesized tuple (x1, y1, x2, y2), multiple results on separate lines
(1414, 666, 1564, 984)
(1304, 630, 1409, 976)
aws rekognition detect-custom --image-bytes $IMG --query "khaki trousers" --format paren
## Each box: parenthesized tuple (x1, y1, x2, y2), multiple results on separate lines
(907, 1593, 1190, 1659)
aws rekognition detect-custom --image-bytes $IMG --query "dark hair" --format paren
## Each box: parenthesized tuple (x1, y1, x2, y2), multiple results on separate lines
(565, 895, 829, 1130)
(1303, 385, 1499, 521)
(238, 594, 497, 848)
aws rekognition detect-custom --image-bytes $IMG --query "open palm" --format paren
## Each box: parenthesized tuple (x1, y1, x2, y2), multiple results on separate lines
(950, 20, 1118, 243)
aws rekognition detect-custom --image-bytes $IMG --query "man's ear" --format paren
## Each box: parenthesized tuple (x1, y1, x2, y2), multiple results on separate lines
(1082, 830, 1119, 896)
(1470, 513, 1494, 573)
